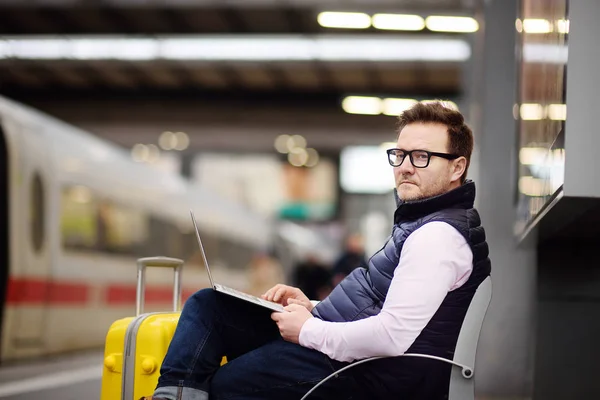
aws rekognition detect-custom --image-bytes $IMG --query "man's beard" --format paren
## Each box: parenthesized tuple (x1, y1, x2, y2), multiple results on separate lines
(396, 177, 450, 202)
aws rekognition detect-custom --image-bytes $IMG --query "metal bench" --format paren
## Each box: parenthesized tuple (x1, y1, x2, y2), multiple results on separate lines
(302, 276, 492, 400)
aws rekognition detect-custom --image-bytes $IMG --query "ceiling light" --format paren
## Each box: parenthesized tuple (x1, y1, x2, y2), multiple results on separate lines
(520, 103, 545, 120)
(522, 43, 568, 64)
(305, 148, 320, 168)
(72, 38, 158, 60)
(515, 19, 523, 33)
(146, 144, 160, 163)
(425, 16, 479, 33)
(132, 144, 149, 162)
(519, 176, 553, 197)
(372, 14, 425, 31)
(547, 104, 566, 120)
(382, 98, 417, 116)
(522, 19, 552, 34)
(556, 19, 570, 34)
(274, 134, 291, 154)
(342, 96, 382, 115)
(288, 148, 309, 167)
(159, 131, 177, 150)
(317, 12, 371, 29)
(290, 135, 307, 149)
(519, 147, 547, 165)
(0, 35, 471, 63)
(513, 104, 520, 120)
(174, 132, 189, 151)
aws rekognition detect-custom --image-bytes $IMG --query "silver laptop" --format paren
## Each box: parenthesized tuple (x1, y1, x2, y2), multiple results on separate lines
(190, 210, 285, 313)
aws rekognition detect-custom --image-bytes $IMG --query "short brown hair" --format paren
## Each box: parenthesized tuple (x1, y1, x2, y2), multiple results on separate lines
(397, 101, 474, 183)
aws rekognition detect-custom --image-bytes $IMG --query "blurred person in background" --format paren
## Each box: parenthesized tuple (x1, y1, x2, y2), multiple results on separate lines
(292, 254, 332, 301)
(246, 250, 285, 297)
(331, 233, 366, 287)
(143, 102, 491, 400)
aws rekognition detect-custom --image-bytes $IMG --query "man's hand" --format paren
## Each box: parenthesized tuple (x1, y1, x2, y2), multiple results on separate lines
(262, 284, 314, 311)
(271, 304, 313, 344)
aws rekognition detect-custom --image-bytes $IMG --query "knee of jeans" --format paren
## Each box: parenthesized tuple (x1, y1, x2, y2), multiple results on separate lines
(183, 288, 216, 312)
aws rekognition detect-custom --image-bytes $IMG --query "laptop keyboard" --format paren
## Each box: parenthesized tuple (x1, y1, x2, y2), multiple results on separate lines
(220, 285, 284, 310)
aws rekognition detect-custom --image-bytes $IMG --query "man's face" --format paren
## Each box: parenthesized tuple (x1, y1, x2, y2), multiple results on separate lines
(394, 122, 460, 202)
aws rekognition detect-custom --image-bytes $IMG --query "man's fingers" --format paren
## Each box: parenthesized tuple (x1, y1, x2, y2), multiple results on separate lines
(262, 288, 274, 300)
(265, 284, 287, 300)
(273, 287, 288, 303)
(284, 304, 303, 312)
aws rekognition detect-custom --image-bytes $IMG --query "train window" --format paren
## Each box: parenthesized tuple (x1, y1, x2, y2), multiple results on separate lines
(61, 185, 98, 251)
(98, 201, 148, 255)
(144, 216, 187, 259)
(58, 186, 258, 269)
(30, 172, 45, 253)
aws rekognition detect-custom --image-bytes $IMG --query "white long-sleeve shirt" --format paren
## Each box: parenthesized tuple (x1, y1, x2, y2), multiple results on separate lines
(299, 221, 473, 363)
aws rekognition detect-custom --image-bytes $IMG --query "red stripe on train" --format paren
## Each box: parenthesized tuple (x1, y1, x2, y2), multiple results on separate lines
(6, 277, 199, 306)
(105, 285, 197, 305)
(6, 277, 89, 305)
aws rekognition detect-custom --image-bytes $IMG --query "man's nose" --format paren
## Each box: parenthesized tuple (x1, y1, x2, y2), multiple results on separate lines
(396, 157, 415, 174)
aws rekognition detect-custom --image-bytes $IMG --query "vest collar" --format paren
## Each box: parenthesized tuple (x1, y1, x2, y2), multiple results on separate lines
(394, 180, 476, 223)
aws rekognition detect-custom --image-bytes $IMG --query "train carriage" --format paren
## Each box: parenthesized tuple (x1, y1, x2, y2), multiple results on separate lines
(0, 96, 283, 363)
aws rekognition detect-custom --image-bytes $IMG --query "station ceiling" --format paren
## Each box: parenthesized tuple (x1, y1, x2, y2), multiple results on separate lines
(0, 0, 476, 100)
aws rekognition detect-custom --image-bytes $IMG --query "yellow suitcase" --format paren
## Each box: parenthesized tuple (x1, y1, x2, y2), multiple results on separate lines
(101, 256, 183, 400)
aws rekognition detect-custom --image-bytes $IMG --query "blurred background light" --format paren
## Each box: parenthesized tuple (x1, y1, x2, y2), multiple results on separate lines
(522, 43, 568, 64)
(547, 104, 567, 120)
(274, 134, 291, 154)
(146, 144, 160, 163)
(520, 103, 545, 120)
(371, 14, 425, 31)
(340, 146, 395, 194)
(519, 147, 547, 166)
(317, 12, 371, 29)
(0, 35, 471, 63)
(174, 132, 190, 151)
(556, 19, 570, 34)
(159, 131, 189, 151)
(522, 18, 552, 34)
(515, 19, 523, 33)
(382, 98, 418, 116)
(342, 96, 382, 115)
(159, 131, 177, 150)
(131, 143, 149, 162)
(519, 176, 554, 197)
(305, 148, 320, 168)
(289, 135, 307, 150)
(425, 16, 479, 33)
(288, 147, 309, 167)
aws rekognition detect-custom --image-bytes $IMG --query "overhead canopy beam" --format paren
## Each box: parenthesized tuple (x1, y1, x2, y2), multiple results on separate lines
(0, 0, 455, 8)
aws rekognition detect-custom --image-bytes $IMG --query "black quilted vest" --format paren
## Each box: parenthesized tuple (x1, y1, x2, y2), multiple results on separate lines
(313, 180, 491, 399)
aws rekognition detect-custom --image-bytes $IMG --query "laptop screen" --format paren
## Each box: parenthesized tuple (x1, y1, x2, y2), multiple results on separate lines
(190, 210, 215, 288)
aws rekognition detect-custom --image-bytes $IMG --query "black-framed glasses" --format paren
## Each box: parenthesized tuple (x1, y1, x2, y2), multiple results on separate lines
(386, 148, 460, 168)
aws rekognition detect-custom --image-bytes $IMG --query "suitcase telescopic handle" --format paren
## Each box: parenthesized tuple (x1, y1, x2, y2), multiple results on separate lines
(136, 257, 184, 316)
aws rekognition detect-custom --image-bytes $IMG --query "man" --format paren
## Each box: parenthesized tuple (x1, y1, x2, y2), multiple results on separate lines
(292, 254, 332, 301)
(143, 101, 491, 400)
(330, 233, 367, 286)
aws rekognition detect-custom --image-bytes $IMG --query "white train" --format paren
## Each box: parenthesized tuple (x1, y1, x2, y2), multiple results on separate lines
(0, 95, 320, 363)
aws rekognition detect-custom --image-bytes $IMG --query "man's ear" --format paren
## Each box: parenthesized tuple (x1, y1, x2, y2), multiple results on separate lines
(451, 157, 467, 183)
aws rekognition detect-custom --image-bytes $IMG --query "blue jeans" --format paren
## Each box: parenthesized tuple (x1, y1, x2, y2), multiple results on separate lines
(154, 289, 362, 400)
